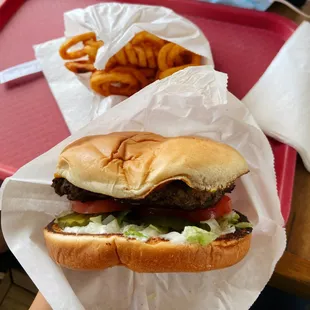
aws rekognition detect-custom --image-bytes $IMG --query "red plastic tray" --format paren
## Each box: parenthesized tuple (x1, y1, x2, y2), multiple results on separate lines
(0, 0, 297, 222)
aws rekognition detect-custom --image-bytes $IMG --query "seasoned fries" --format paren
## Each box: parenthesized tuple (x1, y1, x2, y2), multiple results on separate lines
(59, 31, 202, 97)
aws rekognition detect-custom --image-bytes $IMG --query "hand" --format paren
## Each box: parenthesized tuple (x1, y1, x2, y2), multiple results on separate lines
(29, 292, 51, 310)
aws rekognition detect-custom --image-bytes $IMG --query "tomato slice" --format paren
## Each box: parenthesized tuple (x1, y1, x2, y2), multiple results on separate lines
(213, 195, 232, 217)
(71, 195, 232, 221)
(185, 196, 232, 221)
(71, 199, 129, 214)
(136, 196, 232, 222)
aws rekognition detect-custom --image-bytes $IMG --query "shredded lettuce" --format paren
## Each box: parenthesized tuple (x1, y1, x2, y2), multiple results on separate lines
(123, 225, 148, 241)
(199, 218, 236, 235)
(116, 211, 131, 225)
(89, 215, 102, 224)
(105, 219, 121, 233)
(58, 210, 252, 244)
(122, 224, 144, 233)
(235, 222, 253, 229)
(182, 226, 219, 246)
(200, 219, 222, 235)
(213, 211, 246, 235)
(142, 225, 168, 237)
(102, 214, 116, 225)
(220, 222, 236, 235)
(222, 211, 240, 224)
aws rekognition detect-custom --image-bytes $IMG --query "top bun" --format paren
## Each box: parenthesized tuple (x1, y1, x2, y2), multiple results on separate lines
(55, 132, 249, 199)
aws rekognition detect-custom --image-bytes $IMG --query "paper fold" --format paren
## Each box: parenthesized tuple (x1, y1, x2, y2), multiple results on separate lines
(63, 3, 213, 70)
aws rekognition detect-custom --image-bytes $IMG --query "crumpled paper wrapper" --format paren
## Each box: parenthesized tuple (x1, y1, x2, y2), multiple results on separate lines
(0, 66, 286, 310)
(243, 21, 310, 172)
(34, 3, 213, 134)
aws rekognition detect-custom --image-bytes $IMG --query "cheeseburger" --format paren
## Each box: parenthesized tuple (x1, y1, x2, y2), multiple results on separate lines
(44, 132, 253, 272)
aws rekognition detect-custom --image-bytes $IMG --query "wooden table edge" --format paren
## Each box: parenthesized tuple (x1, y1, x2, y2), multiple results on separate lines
(269, 250, 310, 298)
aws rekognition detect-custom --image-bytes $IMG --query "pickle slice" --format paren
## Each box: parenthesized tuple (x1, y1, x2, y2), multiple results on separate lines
(57, 213, 91, 228)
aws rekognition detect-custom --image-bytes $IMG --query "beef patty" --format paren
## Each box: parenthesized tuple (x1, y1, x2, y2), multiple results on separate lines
(52, 178, 235, 210)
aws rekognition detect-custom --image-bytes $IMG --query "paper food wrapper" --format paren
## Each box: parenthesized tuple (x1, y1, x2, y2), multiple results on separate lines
(243, 21, 310, 172)
(1, 66, 286, 310)
(34, 3, 213, 134)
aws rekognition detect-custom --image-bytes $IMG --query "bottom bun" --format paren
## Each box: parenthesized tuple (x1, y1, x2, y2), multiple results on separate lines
(44, 222, 252, 272)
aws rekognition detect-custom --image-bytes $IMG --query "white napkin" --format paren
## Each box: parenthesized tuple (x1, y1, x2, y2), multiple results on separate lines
(34, 3, 213, 134)
(0, 66, 286, 310)
(243, 21, 310, 171)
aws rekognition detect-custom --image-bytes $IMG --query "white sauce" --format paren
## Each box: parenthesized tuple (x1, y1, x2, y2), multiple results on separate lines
(160, 232, 187, 244)
(64, 223, 113, 234)
(63, 222, 187, 244)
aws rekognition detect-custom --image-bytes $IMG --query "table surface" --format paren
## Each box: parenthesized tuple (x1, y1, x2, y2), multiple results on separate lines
(267, 2, 310, 299)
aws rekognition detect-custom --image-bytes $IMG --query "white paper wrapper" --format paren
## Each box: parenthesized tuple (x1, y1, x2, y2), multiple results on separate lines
(243, 21, 310, 172)
(34, 3, 213, 134)
(34, 38, 112, 134)
(1, 66, 286, 310)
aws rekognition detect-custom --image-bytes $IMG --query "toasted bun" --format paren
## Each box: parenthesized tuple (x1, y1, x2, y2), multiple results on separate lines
(44, 222, 252, 272)
(54, 132, 249, 199)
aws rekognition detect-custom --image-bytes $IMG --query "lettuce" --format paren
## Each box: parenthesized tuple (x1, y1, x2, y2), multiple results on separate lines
(102, 214, 116, 225)
(58, 209, 252, 245)
(142, 225, 168, 237)
(89, 215, 102, 224)
(116, 210, 131, 225)
(222, 211, 240, 224)
(182, 226, 219, 246)
(235, 222, 253, 229)
(122, 224, 147, 240)
(105, 219, 121, 233)
(200, 219, 222, 235)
